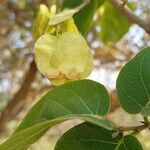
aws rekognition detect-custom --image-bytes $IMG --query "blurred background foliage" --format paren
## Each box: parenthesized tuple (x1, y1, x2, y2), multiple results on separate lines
(0, 0, 150, 149)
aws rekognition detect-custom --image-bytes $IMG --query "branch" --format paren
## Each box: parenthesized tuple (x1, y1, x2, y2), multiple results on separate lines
(109, 91, 119, 113)
(118, 123, 150, 133)
(0, 60, 37, 134)
(110, 0, 150, 34)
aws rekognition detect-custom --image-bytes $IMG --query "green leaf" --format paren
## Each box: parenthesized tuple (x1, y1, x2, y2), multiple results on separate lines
(117, 47, 150, 115)
(141, 98, 150, 116)
(62, 0, 102, 36)
(118, 135, 143, 150)
(99, 1, 131, 45)
(55, 122, 143, 150)
(141, 106, 150, 116)
(0, 80, 112, 150)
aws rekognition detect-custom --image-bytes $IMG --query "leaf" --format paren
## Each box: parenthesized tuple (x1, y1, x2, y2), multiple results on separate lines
(0, 80, 112, 150)
(141, 106, 150, 116)
(141, 98, 150, 116)
(62, 0, 102, 36)
(117, 47, 150, 115)
(99, 1, 131, 45)
(118, 135, 143, 150)
(55, 122, 143, 150)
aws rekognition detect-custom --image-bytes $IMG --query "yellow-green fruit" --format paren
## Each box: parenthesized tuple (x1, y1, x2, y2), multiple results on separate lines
(34, 32, 93, 86)
(32, 4, 50, 40)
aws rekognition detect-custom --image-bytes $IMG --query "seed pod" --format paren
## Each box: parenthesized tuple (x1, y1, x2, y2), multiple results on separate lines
(34, 32, 93, 86)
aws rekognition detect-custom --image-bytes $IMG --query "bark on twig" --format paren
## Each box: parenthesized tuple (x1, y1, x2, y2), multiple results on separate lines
(118, 123, 150, 133)
(110, 0, 150, 34)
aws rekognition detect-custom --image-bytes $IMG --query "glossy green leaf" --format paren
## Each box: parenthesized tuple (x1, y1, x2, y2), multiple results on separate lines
(0, 80, 112, 150)
(55, 122, 143, 150)
(99, 1, 131, 45)
(117, 47, 150, 115)
(62, 0, 103, 36)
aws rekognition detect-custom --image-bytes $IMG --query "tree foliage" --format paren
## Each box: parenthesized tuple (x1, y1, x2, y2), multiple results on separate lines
(0, 0, 150, 150)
